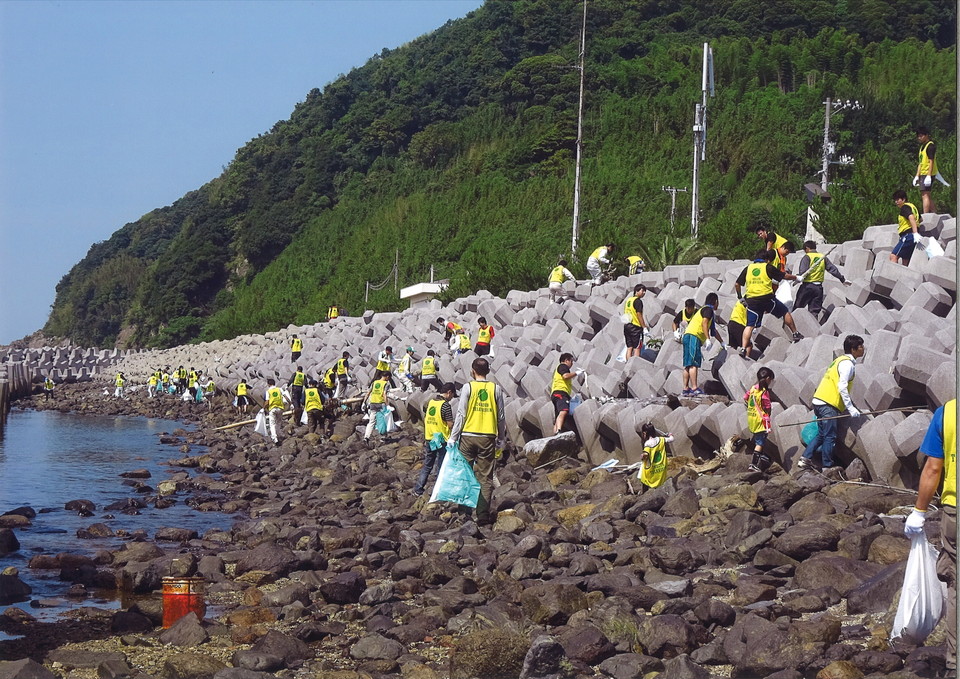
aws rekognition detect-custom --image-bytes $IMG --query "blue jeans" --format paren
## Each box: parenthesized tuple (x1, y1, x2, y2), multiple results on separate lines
(414, 440, 446, 495)
(802, 402, 841, 467)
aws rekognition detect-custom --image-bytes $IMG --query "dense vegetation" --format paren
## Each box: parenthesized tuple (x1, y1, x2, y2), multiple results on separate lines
(45, 0, 956, 347)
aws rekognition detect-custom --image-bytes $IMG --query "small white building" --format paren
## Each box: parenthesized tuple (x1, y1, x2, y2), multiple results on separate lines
(400, 280, 449, 308)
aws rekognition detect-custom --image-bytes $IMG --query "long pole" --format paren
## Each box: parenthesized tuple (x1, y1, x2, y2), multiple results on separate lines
(821, 97, 832, 192)
(691, 43, 709, 239)
(571, 0, 587, 257)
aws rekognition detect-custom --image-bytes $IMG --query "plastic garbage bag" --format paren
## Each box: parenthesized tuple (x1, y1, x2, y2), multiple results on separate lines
(253, 410, 268, 437)
(775, 280, 794, 311)
(891, 533, 945, 642)
(429, 443, 481, 507)
(922, 236, 945, 259)
(591, 458, 620, 471)
(384, 406, 399, 433)
(615, 346, 628, 363)
(375, 409, 388, 435)
(428, 432, 446, 452)
(300, 409, 308, 425)
(568, 394, 583, 416)
(800, 420, 819, 446)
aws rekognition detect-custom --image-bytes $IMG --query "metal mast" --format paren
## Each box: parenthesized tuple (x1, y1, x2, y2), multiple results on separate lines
(570, 0, 587, 257)
(691, 42, 714, 239)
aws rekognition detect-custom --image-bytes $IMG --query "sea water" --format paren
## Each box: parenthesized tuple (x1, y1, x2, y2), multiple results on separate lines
(0, 408, 234, 632)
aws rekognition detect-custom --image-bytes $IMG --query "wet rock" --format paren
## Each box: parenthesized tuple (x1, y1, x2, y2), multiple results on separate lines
(159, 612, 209, 647)
(77, 522, 115, 538)
(0, 529, 20, 555)
(0, 570, 31, 605)
(156, 527, 199, 542)
(120, 469, 151, 479)
(0, 658, 58, 679)
(65, 499, 96, 515)
(111, 609, 154, 633)
(0, 515, 30, 529)
(320, 572, 366, 604)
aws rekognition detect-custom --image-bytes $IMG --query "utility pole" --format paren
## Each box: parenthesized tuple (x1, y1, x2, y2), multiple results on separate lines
(820, 98, 862, 191)
(662, 186, 688, 229)
(570, 0, 587, 257)
(691, 42, 715, 239)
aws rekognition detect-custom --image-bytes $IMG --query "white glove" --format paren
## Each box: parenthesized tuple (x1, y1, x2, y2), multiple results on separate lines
(904, 509, 927, 536)
(673, 329, 682, 343)
(704, 339, 714, 352)
(847, 407, 861, 419)
(912, 175, 920, 187)
(574, 368, 585, 376)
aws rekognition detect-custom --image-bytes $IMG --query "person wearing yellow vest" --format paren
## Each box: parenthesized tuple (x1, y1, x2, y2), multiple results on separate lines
(147, 373, 158, 398)
(638, 423, 674, 489)
(420, 350, 441, 392)
(890, 189, 922, 266)
(43, 375, 55, 401)
(914, 126, 940, 214)
(624, 255, 645, 276)
(187, 368, 200, 401)
(263, 378, 289, 444)
(161, 368, 171, 394)
(455, 329, 471, 355)
(334, 351, 352, 399)
(548, 259, 576, 303)
(735, 249, 803, 356)
(290, 335, 303, 362)
(906, 397, 957, 672)
(797, 335, 865, 474)
(363, 371, 391, 444)
(449, 357, 506, 525)
(176, 365, 187, 395)
(304, 379, 330, 437)
(437, 317, 463, 342)
(794, 240, 847, 318)
(414, 382, 457, 497)
(743, 366, 776, 473)
(114, 372, 126, 399)
(681, 292, 724, 397)
(327, 304, 340, 321)
(726, 300, 753, 358)
(475, 317, 495, 356)
(321, 366, 337, 400)
(754, 225, 790, 272)
(288, 366, 307, 423)
(671, 298, 697, 343)
(397, 347, 418, 393)
(622, 284, 648, 360)
(586, 243, 615, 285)
(374, 346, 397, 388)
(201, 377, 216, 409)
(235, 379, 250, 415)
(551, 353, 582, 434)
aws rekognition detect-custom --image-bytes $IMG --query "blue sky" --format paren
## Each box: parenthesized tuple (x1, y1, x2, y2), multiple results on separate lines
(0, 0, 484, 345)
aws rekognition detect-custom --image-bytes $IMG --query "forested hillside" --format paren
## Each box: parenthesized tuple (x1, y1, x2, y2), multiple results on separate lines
(45, 0, 957, 348)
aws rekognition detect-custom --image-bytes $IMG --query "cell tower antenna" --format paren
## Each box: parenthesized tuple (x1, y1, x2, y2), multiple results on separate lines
(691, 42, 714, 239)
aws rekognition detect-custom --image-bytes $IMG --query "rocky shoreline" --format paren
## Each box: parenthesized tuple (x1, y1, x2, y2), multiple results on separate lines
(0, 381, 950, 679)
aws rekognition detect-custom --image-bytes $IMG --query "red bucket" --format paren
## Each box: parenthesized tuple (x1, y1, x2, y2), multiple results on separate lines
(161, 576, 206, 628)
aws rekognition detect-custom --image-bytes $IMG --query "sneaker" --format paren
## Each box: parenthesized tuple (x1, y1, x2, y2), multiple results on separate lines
(796, 457, 813, 470)
(681, 388, 693, 397)
(737, 347, 746, 356)
(748, 464, 763, 473)
(792, 332, 804, 343)
(690, 388, 704, 396)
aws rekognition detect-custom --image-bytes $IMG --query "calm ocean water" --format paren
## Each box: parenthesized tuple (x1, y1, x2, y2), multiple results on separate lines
(0, 408, 234, 631)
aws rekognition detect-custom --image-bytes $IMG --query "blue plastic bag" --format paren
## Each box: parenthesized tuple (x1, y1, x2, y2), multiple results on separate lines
(375, 409, 388, 435)
(800, 421, 818, 447)
(428, 443, 481, 508)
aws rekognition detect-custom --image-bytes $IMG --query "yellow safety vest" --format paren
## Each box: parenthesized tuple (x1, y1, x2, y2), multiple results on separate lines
(204, 381, 215, 394)
(729, 301, 748, 326)
(236, 383, 248, 396)
(463, 381, 497, 436)
(336, 358, 349, 375)
(177, 368, 187, 380)
(162, 373, 170, 384)
(683, 306, 712, 342)
(148, 375, 157, 386)
(153, 370, 161, 381)
(291, 338, 303, 352)
(115, 374, 124, 387)
(804, 252, 826, 283)
(328, 306, 339, 319)
(745, 385, 769, 434)
(744, 262, 774, 298)
(369, 379, 388, 404)
(812, 355, 854, 411)
(421, 357, 437, 376)
(549, 265, 567, 283)
(771, 233, 788, 271)
(918, 141, 938, 177)
(942, 399, 956, 507)
(640, 437, 668, 488)
(304, 387, 323, 412)
(424, 398, 451, 441)
(551, 365, 573, 396)
(458, 334, 471, 350)
(323, 368, 336, 388)
(477, 326, 493, 344)
(898, 202, 920, 235)
(44, 378, 54, 389)
(266, 387, 284, 410)
(292, 371, 305, 387)
(627, 256, 643, 275)
(589, 246, 606, 261)
(623, 296, 642, 327)
(376, 354, 391, 371)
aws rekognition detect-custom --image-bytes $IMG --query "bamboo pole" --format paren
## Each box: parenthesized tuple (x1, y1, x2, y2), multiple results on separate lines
(779, 406, 924, 428)
(213, 397, 365, 431)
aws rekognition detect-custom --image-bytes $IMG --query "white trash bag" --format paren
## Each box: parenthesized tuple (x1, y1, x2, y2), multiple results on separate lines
(922, 236, 945, 259)
(891, 533, 945, 642)
(775, 280, 794, 311)
(253, 410, 268, 437)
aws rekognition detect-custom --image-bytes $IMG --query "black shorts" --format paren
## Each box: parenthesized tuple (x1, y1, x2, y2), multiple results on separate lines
(623, 323, 643, 349)
(236, 395, 249, 406)
(551, 391, 571, 415)
(727, 322, 745, 349)
(475, 343, 490, 356)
